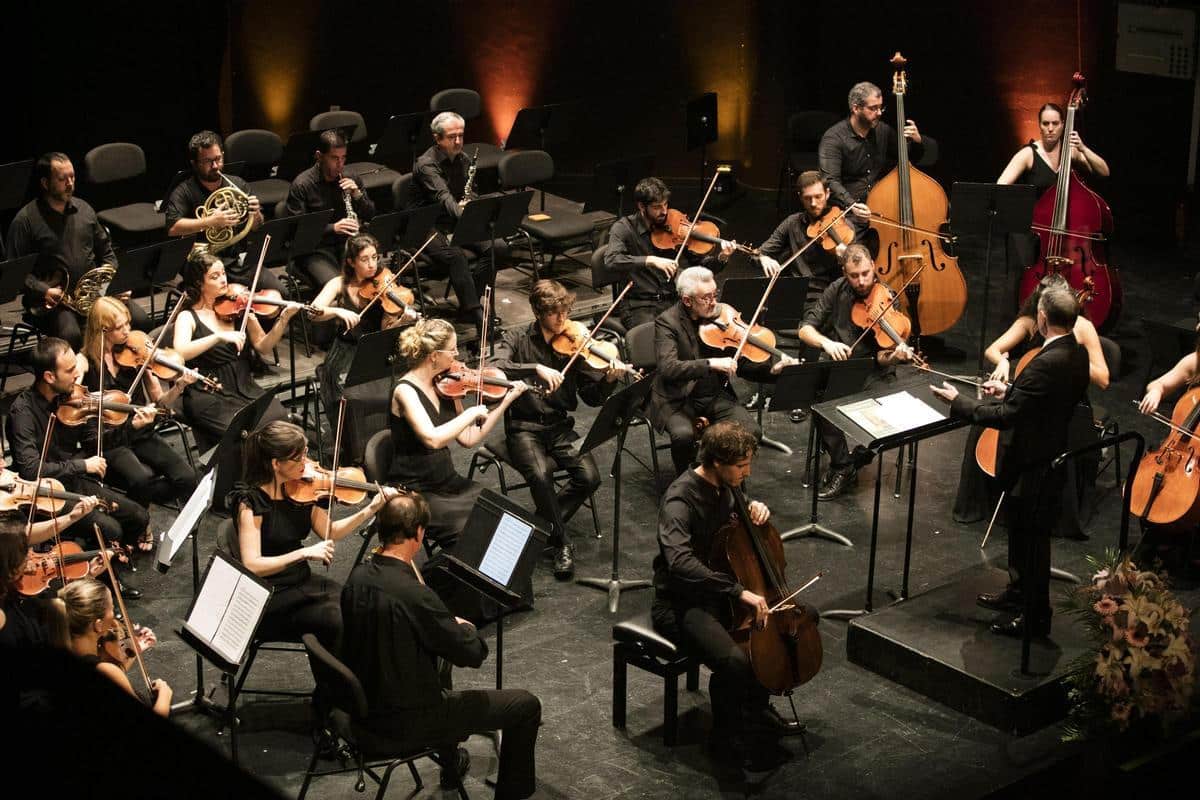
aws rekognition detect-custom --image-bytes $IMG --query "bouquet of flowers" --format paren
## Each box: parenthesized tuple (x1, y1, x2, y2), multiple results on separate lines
(1060, 550, 1196, 742)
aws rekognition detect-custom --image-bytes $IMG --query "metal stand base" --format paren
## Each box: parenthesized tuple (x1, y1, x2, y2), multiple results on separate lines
(780, 523, 853, 548)
(760, 435, 793, 456)
(575, 576, 652, 615)
(1050, 567, 1082, 584)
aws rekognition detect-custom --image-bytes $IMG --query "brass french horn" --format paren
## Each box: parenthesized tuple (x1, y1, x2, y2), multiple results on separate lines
(195, 175, 253, 255)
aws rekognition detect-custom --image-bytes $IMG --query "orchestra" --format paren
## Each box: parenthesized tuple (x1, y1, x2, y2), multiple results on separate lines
(8, 41, 1192, 798)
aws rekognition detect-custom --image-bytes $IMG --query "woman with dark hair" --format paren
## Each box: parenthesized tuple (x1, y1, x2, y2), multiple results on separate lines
(172, 251, 297, 449)
(227, 420, 397, 648)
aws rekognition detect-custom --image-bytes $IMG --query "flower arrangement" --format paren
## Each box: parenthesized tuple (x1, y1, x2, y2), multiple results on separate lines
(1060, 550, 1196, 742)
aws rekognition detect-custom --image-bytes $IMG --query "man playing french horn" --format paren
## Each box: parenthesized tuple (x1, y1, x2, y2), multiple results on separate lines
(164, 130, 284, 293)
(6, 152, 152, 349)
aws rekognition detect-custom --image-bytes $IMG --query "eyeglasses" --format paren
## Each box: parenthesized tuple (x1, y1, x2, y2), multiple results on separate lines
(437, 348, 460, 358)
(287, 448, 309, 463)
(862, 103, 885, 114)
(693, 292, 718, 304)
(197, 155, 224, 167)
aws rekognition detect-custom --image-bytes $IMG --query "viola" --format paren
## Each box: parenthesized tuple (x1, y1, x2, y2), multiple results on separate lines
(550, 319, 638, 377)
(866, 53, 967, 339)
(359, 267, 417, 318)
(1017, 72, 1121, 332)
(18, 541, 113, 596)
(850, 282, 913, 352)
(283, 459, 389, 506)
(113, 329, 222, 392)
(649, 208, 759, 257)
(213, 284, 320, 323)
(435, 361, 536, 401)
(0, 467, 118, 516)
(806, 205, 856, 253)
(698, 303, 790, 364)
(708, 485, 822, 694)
(55, 384, 170, 428)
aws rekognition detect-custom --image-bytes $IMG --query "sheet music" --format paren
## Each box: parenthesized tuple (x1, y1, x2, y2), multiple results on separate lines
(838, 390, 945, 439)
(183, 555, 271, 666)
(478, 512, 531, 586)
(157, 469, 215, 570)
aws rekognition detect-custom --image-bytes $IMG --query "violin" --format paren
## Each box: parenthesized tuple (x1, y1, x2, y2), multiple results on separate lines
(213, 284, 320, 323)
(435, 361, 538, 401)
(698, 303, 791, 364)
(55, 384, 170, 428)
(283, 459, 388, 506)
(0, 468, 118, 516)
(850, 282, 914, 352)
(649, 209, 759, 257)
(549, 319, 638, 377)
(113, 329, 222, 393)
(18, 541, 115, 596)
(806, 206, 856, 253)
(708, 485, 823, 694)
(359, 267, 417, 318)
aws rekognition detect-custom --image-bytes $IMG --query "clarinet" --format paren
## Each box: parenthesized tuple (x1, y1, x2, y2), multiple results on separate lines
(340, 174, 358, 224)
(461, 147, 480, 205)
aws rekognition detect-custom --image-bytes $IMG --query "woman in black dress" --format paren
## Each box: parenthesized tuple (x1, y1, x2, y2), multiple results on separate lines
(172, 252, 297, 449)
(228, 420, 398, 648)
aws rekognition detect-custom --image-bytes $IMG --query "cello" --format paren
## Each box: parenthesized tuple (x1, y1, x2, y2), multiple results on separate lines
(867, 52, 966, 341)
(1017, 73, 1120, 332)
(1129, 385, 1200, 527)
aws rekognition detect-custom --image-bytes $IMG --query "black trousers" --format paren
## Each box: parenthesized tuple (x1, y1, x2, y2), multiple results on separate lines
(665, 395, 760, 475)
(506, 426, 600, 548)
(224, 257, 286, 295)
(368, 689, 541, 800)
(425, 233, 484, 318)
(258, 573, 342, 651)
(293, 248, 341, 288)
(61, 477, 150, 548)
(27, 298, 151, 351)
(106, 433, 198, 506)
(1005, 470, 1062, 624)
(620, 300, 672, 333)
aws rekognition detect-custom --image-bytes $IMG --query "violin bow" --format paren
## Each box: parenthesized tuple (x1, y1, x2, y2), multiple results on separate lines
(357, 231, 438, 318)
(324, 397, 347, 566)
(28, 413, 67, 586)
(767, 570, 825, 614)
(93, 523, 153, 694)
(672, 165, 730, 267)
(869, 213, 956, 243)
(238, 233, 271, 337)
(476, 286, 493, 409)
(846, 263, 926, 353)
(769, 205, 856, 276)
(96, 327, 106, 461)
(559, 281, 634, 378)
(1133, 401, 1200, 442)
(126, 292, 188, 405)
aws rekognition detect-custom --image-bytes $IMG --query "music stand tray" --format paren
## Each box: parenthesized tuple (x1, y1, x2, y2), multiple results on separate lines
(367, 205, 442, 252)
(503, 102, 574, 151)
(588, 154, 655, 216)
(206, 391, 280, 512)
(374, 111, 432, 170)
(108, 237, 195, 296)
(0, 159, 35, 212)
(244, 209, 336, 264)
(453, 191, 534, 245)
(344, 326, 407, 388)
(0, 254, 37, 304)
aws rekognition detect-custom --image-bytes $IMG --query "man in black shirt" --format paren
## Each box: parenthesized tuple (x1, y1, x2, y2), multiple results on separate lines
(493, 280, 629, 579)
(6, 153, 151, 349)
(797, 244, 912, 499)
(284, 129, 375, 287)
(652, 421, 815, 772)
(603, 177, 733, 331)
(758, 170, 871, 287)
(818, 81, 935, 238)
(5, 338, 150, 598)
(164, 131, 282, 293)
(340, 492, 541, 799)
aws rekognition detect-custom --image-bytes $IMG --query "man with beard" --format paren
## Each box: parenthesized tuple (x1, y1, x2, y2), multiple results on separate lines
(757, 171, 871, 285)
(6, 153, 151, 348)
(797, 244, 914, 499)
(604, 177, 735, 331)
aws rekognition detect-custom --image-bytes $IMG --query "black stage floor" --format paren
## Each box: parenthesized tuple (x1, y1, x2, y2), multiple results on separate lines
(55, 184, 1200, 798)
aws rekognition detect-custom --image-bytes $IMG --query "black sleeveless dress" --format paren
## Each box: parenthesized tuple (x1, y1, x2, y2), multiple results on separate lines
(1007, 142, 1060, 272)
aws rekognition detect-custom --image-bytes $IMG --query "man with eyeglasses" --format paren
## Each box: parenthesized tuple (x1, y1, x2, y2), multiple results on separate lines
(604, 177, 735, 331)
(818, 81, 936, 241)
(164, 130, 283, 293)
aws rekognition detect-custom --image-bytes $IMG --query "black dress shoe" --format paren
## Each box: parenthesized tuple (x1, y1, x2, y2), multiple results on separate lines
(439, 746, 470, 789)
(990, 613, 1051, 638)
(789, 408, 809, 424)
(817, 467, 856, 500)
(976, 588, 1023, 612)
(118, 581, 142, 601)
(743, 392, 762, 410)
(552, 545, 575, 580)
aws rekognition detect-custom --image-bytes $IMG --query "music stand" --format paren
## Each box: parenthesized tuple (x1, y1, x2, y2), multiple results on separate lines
(685, 92, 718, 186)
(341, 326, 406, 459)
(453, 190, 534, 301)
(344, 326, 406, 388)
(278, 126, 357, 180)
(109, 237, 194, 321)
(575, 376, 656, 613)
(206, 390, 279, 514)
(949, 183, 1036, 368)
(374, 111, 432, 172)
(589, 154, 655, 218)
(0, 159, 34, 211)
(503, 102, 575, 151)
(0, 253, 36, 304)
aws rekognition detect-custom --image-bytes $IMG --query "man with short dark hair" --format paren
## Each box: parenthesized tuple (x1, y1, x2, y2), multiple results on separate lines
(340, 491, 541, 799)
(604, 176, 734, 330)
(284, 129, 376, 287)
(758, 170, 871, 285)
(5, 153, 151, 348)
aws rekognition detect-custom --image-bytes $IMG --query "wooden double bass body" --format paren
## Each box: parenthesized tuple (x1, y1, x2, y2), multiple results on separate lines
(868, 52, 967, 340)
(1017, 73, 1121, 333)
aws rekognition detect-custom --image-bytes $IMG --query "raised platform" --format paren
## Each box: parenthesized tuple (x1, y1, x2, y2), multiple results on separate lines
(846, 563, 1092, 736)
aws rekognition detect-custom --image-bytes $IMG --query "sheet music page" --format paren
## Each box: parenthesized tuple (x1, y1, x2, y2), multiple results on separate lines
(184, 555, 271, 666)
(478, 512, 532, 586)
(876, 391, 945, 427)
(838, 391, 945, 439)
(158, 469, 215, 568)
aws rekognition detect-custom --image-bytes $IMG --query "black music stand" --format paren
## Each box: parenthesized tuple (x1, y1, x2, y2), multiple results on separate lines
(503, 102, 575, 151)
(575, 376, 656, 613)
(366, 205, 441, 314)
(344, 326, 406, 389)
(0, 253, 36, 304)
(0, 159, 34, 211)
(206, 390, 279, 512)
(340, 326, 407, 460)
(775, 358, 876, 547)
(374, 111, 432, 172)
(589, 154, 655, 218)
(949, 183, 1036, 368)
(453, 190, 534, 299)
(685, 92, 718, 187)
(278, 126, 357, 180)
(109, 237, 194, 321)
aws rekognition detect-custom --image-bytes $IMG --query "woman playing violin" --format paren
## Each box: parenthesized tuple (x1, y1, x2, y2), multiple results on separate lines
(82, 297, 198, 519)
(389, 319, 527, 548)
(493, 280, 628, 580)
(228, 421, 398, 650)
(172, 251, 297, 450)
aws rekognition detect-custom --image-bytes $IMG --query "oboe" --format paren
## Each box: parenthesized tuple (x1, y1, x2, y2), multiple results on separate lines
(339, 174, 358, 224)
(460, 147, 480, 205)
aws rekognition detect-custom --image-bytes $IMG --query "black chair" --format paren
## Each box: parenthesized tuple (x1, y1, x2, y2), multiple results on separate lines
(775, 111, 840, 217)
(359, 429, 441, 563)
(498, 150, 595, 278)
(612, 614, 700, 746)
(623, 321, 668, 478)
(390, 173, 484, 313)
(225, 129, 290, 217)
(299, 633, 469, 800)
(309, 110, 401, 207)
(215, 518, 311, 765)
(1093, 336, 1124, 486)
(429, 88, 504, 186)
(83, 143, 165, 247)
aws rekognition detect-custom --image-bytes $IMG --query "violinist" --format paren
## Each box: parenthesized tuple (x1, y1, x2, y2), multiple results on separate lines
(172, 251, 296, 450)
(604, 177, 734, 330)
(649, 267, 790, 477)
(652, 422, 808, 772)
(5, 338, 149, 597)
(54, 577, 172, 716)
(493, 280, 627, 579)
(82, 297, 199, 516)
(228, 421, 399, 650)
(797, 245, 913, 500)
(284, 129, 376, 289)
(758, 171, 870, 285)
(931, 288, 1090, 637)
(389, 319, 528, 548)
(1, 513, 98, 649)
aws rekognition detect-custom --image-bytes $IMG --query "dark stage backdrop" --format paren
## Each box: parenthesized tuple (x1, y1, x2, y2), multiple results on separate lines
(7, 1, 1194, 245)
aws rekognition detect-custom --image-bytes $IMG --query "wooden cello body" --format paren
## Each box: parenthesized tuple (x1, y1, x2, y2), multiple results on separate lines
(868, 52, 967, 340)
(1017, 73, 1121, 332)
(1129, 386, 1200, 527)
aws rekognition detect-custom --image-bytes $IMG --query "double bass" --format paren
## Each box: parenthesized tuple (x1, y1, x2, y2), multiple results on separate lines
(1017, 73, 1121, 332)
(867, 52, 967, 341)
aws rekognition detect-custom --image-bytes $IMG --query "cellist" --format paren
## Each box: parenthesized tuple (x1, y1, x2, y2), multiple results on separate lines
(651, 421, 815, 772)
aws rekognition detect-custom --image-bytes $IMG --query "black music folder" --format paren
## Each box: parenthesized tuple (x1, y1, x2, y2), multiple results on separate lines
(442, 488, 549, 609)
